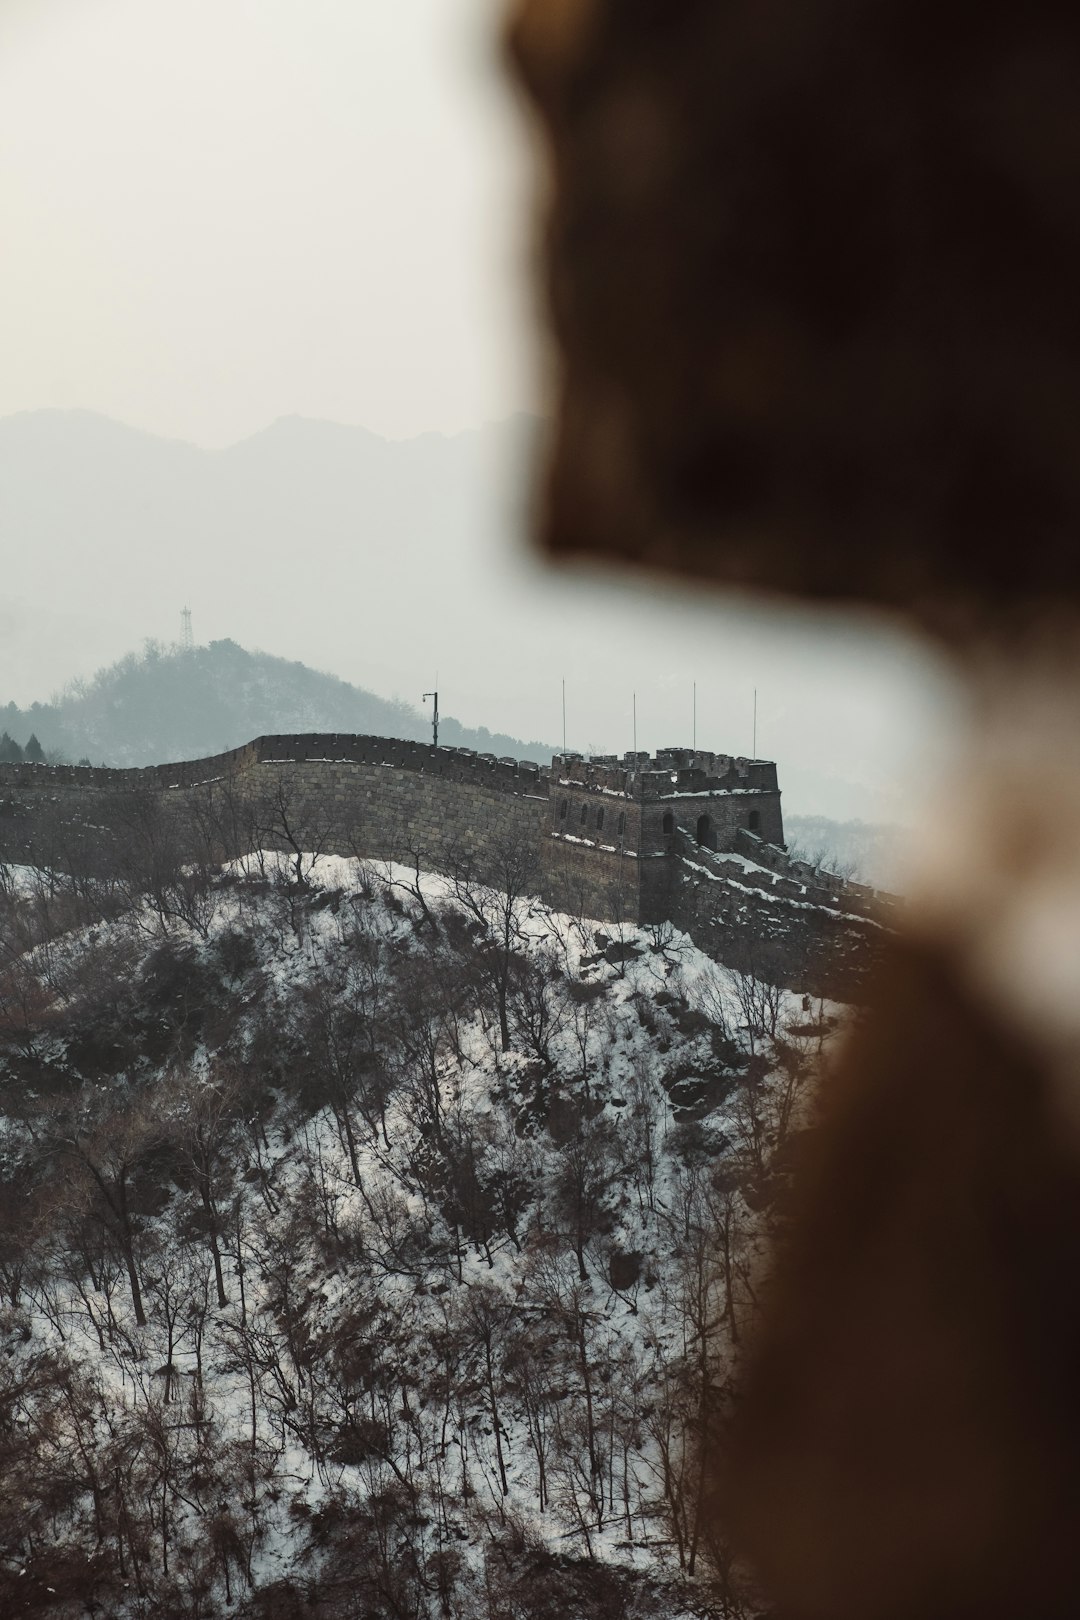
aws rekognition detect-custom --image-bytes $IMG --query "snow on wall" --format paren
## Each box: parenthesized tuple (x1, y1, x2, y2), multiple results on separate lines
(0, 734, 884, 995)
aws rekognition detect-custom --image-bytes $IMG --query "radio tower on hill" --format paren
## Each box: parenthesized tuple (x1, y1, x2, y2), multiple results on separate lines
(180, 606, 194, 652)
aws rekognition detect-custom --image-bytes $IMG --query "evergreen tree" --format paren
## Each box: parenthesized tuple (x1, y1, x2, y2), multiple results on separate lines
(0, 733, 24, 764)
(23, 734, 45, 763)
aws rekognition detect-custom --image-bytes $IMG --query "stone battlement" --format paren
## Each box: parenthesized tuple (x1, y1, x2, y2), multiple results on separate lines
(0, 734, 549, 798)
(0, 736, 776, 807)
(0, 731, 883, 996)
(552, 749, 779, 799)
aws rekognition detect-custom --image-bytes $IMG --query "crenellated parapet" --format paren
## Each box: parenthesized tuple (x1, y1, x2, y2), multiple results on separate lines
(551, 748, 779, 798)
(0, 733, 550, 798)
(0, 731, 886, 996)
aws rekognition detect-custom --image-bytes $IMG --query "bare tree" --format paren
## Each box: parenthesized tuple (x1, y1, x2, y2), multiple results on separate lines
(166, 1063, 245, 1308)
(462, 1283, 515, 1504)
(447, 833, 541, 1053)
(45, 1094, 168, 1328)
(104, 789, 216, 939)
(725, 939, 786, 1054)
(550, 1111, 619, 1283)
(252, 770, 339, 890)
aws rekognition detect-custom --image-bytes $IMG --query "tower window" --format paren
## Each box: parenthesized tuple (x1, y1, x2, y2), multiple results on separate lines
(662, 810, 675, 835)
(696, 814, 715, 849)
(559, 798, 568, 821)
(617, 812, 626, 836)
(580, 803, 588, 824)
(748, 810, 760, 832)
(596, 807, 605, 832)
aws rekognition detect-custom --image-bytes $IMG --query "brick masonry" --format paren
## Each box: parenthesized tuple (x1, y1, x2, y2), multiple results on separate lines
(0, 734, 890, 996)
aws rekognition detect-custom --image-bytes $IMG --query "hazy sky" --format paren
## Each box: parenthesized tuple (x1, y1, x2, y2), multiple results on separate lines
(0, 0, 963, 825)
(1, 0, 533, 444)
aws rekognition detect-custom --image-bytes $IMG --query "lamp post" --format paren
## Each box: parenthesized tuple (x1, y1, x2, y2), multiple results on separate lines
(423, 690, 439, 748)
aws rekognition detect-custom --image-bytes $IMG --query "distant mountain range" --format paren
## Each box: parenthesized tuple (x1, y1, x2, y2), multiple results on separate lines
(0, 639, 556, 769)
(0, 407, 541, 729)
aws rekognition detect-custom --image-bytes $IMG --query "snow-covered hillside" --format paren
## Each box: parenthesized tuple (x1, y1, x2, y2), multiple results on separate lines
(0, 853, 843, 1618)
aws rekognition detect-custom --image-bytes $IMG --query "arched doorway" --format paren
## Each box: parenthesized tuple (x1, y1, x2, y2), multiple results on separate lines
(696, 813, 715, 850)
(662, 810, 675, 836)
(748, 809, 760, 832)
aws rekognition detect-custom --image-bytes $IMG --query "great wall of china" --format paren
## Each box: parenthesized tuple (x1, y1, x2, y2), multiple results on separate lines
(0, 734, 896, 995)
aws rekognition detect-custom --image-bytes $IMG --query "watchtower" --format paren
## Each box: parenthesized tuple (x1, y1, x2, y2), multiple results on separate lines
(544, 746, 784, 923)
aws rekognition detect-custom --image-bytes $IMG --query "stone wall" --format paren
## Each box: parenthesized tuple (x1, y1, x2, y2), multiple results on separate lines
(670, 836, 888, 997)
(259, 758, 550, 879)
(653, 790, 785, 852)
(552, 749, 780, 799)
(0, 738, 552, 895)
(551, 791, 640, 851)
(542, 835, 646, 924)
(0, 733, 890, 996)
(0, 733, 547, 797)
(734, 828, 902, 926)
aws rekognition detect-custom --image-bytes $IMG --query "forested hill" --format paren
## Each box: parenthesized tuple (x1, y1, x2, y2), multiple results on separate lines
(0, 845, 839, 1616)
(0, 640, 556, 768)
